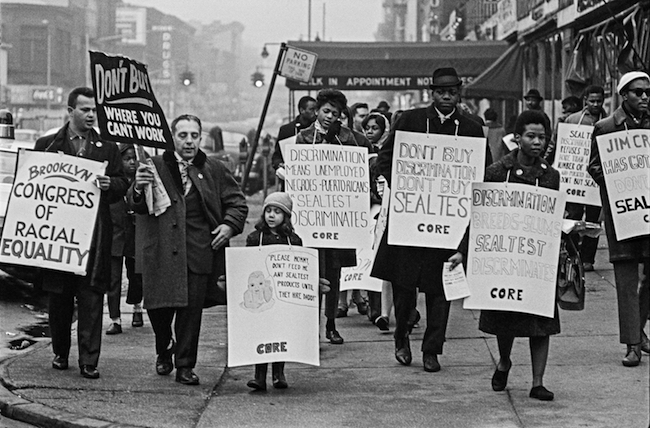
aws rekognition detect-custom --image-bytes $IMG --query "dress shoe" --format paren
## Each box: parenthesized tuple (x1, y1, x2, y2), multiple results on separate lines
(132, 312, 144, 327)
(80, 365, 100, 379)
(326, 329, 344, 345)
(423, 353, 441, 372)
(52, 355, 68, 370)
(582, 262, 594, 272)
(622, 344, 641, 367)
(529, 385, 554, 401)
(375, 316, 389, 331)
(175, 368, 200, 385)
(336, 308, 348, 318)
(247, 378, 267, 391)
(106, 323, 122, 335)
(156, 339, 175, 375)
(491, 359, 512, 391)
(395, 337, 412, 366)
(641, 333, 650, 354)
(355, 299, 368, 315)
(407, 309, 421, 334)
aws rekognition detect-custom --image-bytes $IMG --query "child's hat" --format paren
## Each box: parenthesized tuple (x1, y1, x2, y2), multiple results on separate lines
(263, 192, 293, 216)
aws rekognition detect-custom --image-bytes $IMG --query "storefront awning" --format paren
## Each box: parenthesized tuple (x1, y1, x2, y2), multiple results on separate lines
(463, 42, 523, 100)
(284, 41, 509, 91)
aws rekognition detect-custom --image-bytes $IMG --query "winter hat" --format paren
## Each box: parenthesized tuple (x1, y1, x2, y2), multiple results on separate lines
(263, 192, 293, 216)
(118, 142, 134, 155)
(617, 71, 650, 94)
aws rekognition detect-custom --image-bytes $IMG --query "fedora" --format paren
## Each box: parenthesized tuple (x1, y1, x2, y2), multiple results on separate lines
(524, 89, 543, 100)
(429, 67, 462, 89)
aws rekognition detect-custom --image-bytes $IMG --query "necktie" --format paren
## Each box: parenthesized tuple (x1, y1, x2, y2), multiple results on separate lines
(178, 160, 192, 196)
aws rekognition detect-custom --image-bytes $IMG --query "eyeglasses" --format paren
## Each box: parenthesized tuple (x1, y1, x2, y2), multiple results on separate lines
(628, 88, 650, 97)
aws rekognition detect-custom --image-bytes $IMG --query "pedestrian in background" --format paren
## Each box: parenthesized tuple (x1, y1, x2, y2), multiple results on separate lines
(588, 71, 650, 367)
(35, 87, 128, 379)
(350, 102, 369, 133)
(106, 143, 144, 335)
(129, 114, 248, 385)
(450, 110, 561, 401)
(484, 108, 507, 162)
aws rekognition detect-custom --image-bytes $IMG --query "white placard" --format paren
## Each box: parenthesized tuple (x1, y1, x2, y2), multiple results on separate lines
(0, 150, 105, 274)
(279, 46, 318, 83)
(284, 144, 372, 249)
(442, 262, 471, 301)
(463, 182, 565, 318)
(554, 123, 600, 206)
(226, 245, 320, 367)
(596, 129, 650, 241)
(387, 131, 486, 249)
(278, 135, 296, 158)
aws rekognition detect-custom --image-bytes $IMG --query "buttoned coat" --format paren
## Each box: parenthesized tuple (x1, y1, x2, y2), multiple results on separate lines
(371, 105, 490, 293)
(128, 149, 248, 309)
(34, 123, 128, 292)
(588, 106, 650, 262)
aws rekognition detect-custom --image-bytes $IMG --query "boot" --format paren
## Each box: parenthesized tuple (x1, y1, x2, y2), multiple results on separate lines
(272, 362, 288, 389)
(247, 364, 267, 390)
(622, 344, 641, 367)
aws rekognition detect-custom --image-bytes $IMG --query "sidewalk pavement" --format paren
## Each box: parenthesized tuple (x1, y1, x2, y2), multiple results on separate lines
(1, 237, 649, 426)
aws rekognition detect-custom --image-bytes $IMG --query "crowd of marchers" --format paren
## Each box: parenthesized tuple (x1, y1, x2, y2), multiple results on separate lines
(34, 68, 649, 401)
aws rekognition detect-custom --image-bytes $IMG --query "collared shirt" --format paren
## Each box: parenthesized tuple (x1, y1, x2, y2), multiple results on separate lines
(66, 127, 91, 157)
(314, 120, 328, 135)
(434, 107, 456, 124)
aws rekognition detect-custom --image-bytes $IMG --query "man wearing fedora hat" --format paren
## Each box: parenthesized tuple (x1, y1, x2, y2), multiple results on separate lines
(588, 70, 650, 367)
(372, 67, 492, 373)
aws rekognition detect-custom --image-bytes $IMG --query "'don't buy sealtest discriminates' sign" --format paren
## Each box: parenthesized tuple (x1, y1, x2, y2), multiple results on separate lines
(554, 123, 600, 206)
(0, 150, 105, 275)
(226, 245, 320, 367)
(596, 129, 650, 241)
(462, 182, 566, 318)
(388, 131, 486, 249)
(90, 51, 172, 150)
(283, 144, 372, 249)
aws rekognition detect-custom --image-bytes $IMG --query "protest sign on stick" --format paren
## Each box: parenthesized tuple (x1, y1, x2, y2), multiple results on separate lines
(90, 51, 172, 150)
(595, 129, 650, 240)
(284, 144, 372, 248)
(226, 245, 320, 367)
(462, 182, 566, 318)
(0, 150, 105, 275)
(388, 131, 486, 249)
(554, 123, 600, 206)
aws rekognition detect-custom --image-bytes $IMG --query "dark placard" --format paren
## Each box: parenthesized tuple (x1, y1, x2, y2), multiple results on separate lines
(89, 51, 172, 150)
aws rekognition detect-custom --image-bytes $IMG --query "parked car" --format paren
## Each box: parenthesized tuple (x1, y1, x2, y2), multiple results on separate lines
(13, 129, 40, 143)
(200, 125, 275, 194)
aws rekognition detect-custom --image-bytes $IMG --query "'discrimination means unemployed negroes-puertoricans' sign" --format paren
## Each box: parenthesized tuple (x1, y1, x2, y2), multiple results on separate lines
(554, 123, 600, 206)
(462, 182, 566, 318)
(226, 245, 320, 367)
(283, 144, 372, 249)
(595, 129, 650, 240)
(90, 51, 172, 150)
(0, 151, 105, 275)
(388, 131, 486, 249)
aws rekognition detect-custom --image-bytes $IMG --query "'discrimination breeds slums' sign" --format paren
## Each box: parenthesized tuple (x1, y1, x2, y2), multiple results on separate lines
(0, 151, 105, 275)
(90, 51, 172, 150)
(462, 182, 566, 318)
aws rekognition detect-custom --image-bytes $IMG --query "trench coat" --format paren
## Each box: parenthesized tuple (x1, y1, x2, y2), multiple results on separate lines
(128, 149, 247, 309)
(34, 123, 128, 292)
(588, 106, 650, 262)
(371, 105, 490, 294)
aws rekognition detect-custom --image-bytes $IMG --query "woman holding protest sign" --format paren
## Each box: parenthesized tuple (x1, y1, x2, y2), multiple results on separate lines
(294, 88, 375, 345)
(449, 110, 561, 401)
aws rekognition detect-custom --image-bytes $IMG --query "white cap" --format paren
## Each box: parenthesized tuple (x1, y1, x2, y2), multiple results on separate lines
(617, 71, 650, 94)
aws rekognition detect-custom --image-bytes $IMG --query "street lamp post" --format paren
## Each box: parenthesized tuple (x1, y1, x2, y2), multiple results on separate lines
(43, 20, 51, 114)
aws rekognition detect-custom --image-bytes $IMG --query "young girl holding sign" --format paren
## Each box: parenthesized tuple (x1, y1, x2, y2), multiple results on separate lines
(245, 192, 330, 391)
(449, 110, 561, 401)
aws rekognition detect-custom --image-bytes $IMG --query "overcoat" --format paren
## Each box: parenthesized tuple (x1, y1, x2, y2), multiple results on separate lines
(34, 123, 128, 292)
(371, 105, 490, 293)
(128, 149, 247, 309)
(588, 106, 650, 262)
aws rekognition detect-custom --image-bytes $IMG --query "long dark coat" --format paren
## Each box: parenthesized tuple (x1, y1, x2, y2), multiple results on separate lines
(128, 149, 248, 309)
(34, 123, 128, 292)
(473, 149, 562, 336)
(588, 106, 650, 262)
(371, 105, 490, 294)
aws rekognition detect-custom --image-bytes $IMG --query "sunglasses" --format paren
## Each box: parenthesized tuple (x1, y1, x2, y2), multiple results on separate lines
(628, 88, 650, 97)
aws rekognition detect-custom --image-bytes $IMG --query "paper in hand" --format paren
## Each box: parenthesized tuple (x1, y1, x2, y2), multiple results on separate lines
(442, 262, 471, 301)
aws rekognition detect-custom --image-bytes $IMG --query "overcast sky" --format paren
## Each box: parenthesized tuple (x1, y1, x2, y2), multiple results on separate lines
(127, 0, 384, 48)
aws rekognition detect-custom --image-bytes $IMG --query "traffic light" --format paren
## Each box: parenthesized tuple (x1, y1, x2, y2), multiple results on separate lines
(251, 71, 264, 88)
(181, 71, 195, 86)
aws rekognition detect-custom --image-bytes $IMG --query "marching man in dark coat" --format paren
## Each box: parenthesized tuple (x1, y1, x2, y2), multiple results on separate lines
(128, 114, 247, 385)
(371, 68, 492, 372)
(35, 87, 128, 379)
